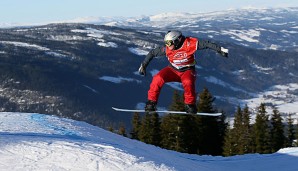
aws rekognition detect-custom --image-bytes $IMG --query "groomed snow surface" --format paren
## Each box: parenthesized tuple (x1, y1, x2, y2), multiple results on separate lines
(0, 112, 298, 171)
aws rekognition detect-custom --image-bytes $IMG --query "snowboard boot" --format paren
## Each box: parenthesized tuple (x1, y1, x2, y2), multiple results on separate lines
(185, 104, 197, 114)
(145, 100, 157, 112)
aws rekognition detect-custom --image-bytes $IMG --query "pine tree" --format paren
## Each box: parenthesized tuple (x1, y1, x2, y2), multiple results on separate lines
(196, 88, 224, 155)
(118, 124, 127, 137)
(150, 112, 161, 146)
(108, 125, 114, 132)
(286, 114, 295, 147)
(139, 113, 152, 143)
(131, 112, 141, 140)
(139, 112, 161, 146)
(160, 114, 178, 151)
(252, 103, 271, 154)
(160, 114, 185, 152)
(216, 110, 228, 155)
(223, 106, 245, 156)
(181, 115, 202, 154)
(233, 106, 243, 153)
(169, 90, 185, 112)
(227, 106, 243, 155)
(241, 105, 252, 153)
(161, 91, 198, 153)
(270, 107, 285, 152)
(223, 126, 234, 156)
(197, 88, 216, 113)
(160, 90, 203, 154)
(223, 105, 252, 156)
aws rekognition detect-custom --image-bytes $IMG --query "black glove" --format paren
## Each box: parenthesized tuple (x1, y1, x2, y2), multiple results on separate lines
(219, 47, 229, 58)
(138, 63, 147, 76)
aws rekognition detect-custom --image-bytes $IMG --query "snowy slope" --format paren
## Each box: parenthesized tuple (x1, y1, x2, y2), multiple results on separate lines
(1, 112, 298, 171)
(2, 7, 297, 51)
(100, 7, 298, 51)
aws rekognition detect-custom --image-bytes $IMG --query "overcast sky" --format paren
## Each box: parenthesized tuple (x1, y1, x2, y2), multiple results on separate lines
(0, 0, 297, 24)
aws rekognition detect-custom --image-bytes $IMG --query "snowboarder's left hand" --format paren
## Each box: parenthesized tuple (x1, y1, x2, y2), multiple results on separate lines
(138, 63, 146, 76)
(219, 47, 229, 57)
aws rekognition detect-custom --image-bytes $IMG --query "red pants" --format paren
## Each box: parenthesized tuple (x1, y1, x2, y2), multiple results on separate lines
(148, 66, 196, 104)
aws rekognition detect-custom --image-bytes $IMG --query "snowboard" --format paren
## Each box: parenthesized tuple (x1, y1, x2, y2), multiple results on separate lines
(112, 107, 222, 116)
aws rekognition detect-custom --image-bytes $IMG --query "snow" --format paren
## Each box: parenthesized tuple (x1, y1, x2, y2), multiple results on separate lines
(250, 62, 273, 74)
(216, 82, 298, 125)
(243, 83, 298, 114)
(0, 41, 50, 51)
(204, 76, 249, 94)
(217, 83, 298, 125)
(128, 47, 149, 56)
(269, 44, 279, 50)
(221, 29, 260, 43)
(83, 85, 98, 94)
(166, 82, 184, 91)
(0, 41, 75, 60)
(231, 69, 245, 76)
(1, 112, 298, 171)
(99, 76, 142, 84)
(71, 28, 154, 52)
(97, 42, 118, 48)
(2, 8, 297, 52)
(71, 28, 119, 48)
(47, 35, 89, 41)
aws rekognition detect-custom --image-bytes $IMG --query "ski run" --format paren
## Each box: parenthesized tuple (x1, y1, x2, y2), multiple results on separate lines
(0, 112, 298, 171)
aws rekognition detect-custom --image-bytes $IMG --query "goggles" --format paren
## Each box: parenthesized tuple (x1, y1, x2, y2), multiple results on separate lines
(165, 40, 174, 47)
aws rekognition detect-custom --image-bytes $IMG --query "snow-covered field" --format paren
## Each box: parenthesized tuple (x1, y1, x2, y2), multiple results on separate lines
(0, 112, 298, 171)
(244, 83, 298, 114)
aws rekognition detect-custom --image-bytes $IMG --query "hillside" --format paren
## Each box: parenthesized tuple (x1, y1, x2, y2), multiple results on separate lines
(0, 8, 298, 128)
(102, 7, 298, 52)
(1, 112, 298, 171)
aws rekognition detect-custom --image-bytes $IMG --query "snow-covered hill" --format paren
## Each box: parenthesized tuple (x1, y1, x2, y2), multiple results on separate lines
(2, 7, 297, 52)
(0, 112, 298, 171)
(1, 22, 298, 128)
(0, 7, 298, 128)
(93, 7, 298, 52)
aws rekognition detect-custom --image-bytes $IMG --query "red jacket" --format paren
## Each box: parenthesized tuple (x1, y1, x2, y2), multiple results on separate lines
(166, 37, 198, 69)
(142, 36, 222, 71)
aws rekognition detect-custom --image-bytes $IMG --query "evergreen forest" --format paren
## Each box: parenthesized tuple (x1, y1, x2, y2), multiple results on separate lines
(114, 88, 298, 156)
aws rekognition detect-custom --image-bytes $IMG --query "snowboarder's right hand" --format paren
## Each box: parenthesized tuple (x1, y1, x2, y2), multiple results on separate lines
(138, 63, 146, 76)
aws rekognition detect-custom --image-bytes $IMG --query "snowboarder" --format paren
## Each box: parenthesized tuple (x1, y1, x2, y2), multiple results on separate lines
(138, 30, 228, 114)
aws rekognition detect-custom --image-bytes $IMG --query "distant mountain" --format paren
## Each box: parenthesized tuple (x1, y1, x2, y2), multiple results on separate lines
(0, 7, 297, 128)
(3, 7, 297, 52)
(100, 7, 298, 52)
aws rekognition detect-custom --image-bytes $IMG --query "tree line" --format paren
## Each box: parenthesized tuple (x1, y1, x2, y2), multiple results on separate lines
(223, 103, 297, 156)
(114, 88, 298, 156)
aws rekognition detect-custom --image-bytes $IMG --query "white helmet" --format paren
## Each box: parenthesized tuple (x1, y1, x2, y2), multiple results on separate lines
(164, 30, 182, 47)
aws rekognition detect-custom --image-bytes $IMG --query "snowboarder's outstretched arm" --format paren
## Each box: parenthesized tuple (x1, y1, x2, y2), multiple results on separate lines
(138, 39, 228, 76)
(198, 39, 229, 57)
(138, 46, 166, 76)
